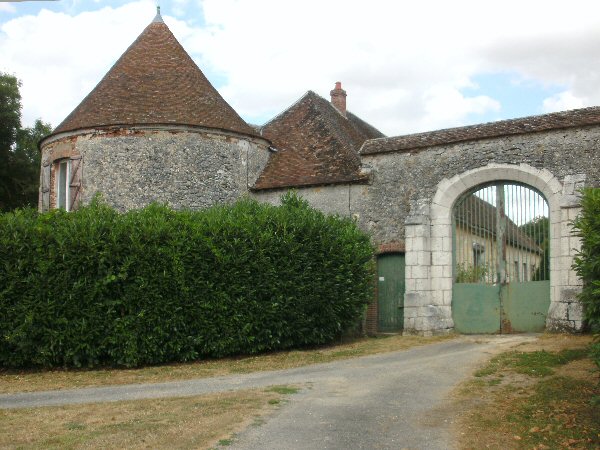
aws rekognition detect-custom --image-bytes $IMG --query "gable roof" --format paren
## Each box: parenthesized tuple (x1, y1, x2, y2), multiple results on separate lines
(53, 13, 256, 137)
(361, 106, 600, 155)
(455, 194, 541, 253)
(253, 91, 384, 190)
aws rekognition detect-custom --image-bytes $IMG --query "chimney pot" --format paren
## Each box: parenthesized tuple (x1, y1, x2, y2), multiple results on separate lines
(330, 81, 347, 117)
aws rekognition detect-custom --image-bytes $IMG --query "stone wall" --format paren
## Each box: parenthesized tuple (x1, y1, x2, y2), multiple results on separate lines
(40, 127, 270, 211)
(253, 184, 354, 217)
(39, 121, 600, 336)
(356, 125, 600, 335)
(356, 125, 600, 246)
(274, 124, 600, 335)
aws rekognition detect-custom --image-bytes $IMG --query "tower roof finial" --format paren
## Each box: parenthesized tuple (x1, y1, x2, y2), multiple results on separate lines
(153, 5, 163, 23)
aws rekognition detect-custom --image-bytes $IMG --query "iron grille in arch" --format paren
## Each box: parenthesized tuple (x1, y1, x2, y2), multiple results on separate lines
(453, 182, 549, 285)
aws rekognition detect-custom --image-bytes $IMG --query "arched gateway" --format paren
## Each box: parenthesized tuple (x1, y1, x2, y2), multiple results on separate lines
(452, 182, 549, 333)
(403, 163, 584, 335)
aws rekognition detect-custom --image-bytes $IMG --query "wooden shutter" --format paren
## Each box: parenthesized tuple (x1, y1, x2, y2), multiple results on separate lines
(69, 156, 82, 211)
(41, 162, 51, 212)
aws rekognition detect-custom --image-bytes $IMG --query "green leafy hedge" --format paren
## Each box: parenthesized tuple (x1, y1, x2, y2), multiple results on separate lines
(571, 188, 600, 368)
(0, 194, 374, 368)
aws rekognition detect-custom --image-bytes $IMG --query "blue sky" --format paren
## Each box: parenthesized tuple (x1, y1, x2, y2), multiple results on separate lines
(463, 73, 567, 125)
(1, 0, 599, 135)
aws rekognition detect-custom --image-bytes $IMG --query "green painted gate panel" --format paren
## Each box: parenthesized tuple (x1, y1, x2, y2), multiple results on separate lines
(453, 182, 550, 334)
(502, 280, 550, 332)
(452, 283, 501, 333)
(377, 254, 405, 332)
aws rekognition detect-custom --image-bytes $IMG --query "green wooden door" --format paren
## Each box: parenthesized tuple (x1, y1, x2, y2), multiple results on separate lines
(377, 253, 405, 332)
(452, 182, 550, 334)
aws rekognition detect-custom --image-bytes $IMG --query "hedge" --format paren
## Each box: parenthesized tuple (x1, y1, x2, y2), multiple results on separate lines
(0, 193, 374, 368)
(571, 187, 600, 368)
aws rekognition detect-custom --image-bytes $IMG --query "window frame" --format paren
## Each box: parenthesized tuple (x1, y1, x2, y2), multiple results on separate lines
(56, 159, 71, 211)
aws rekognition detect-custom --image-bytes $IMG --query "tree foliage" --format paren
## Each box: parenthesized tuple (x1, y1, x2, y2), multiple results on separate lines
(571, 188, 600, 368)
(0, 73, 22, 211)
(0, 194, 375, 368)
(0, 73, 52, 211)
(521, 216, 549, 281)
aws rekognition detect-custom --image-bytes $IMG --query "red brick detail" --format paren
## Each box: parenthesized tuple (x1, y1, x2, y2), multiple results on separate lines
(330, 81, 347, 117)
(42, 138, 81, 211)
(377, 241, 405, 254)
(361, 106, 600, 155)
(365, 279, 379, 335)
(53, 19, 256, 138)
(253, 91, 384, 190)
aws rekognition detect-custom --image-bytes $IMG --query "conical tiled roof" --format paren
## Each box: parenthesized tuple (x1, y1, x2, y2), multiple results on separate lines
(253, 91, 384, 190)
(53, 12, 256, 136)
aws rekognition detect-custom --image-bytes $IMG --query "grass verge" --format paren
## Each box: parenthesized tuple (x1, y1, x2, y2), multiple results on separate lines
(457, 334, 599, 450)
(0, 334, 453, 394)
(0, 386, 300, 449)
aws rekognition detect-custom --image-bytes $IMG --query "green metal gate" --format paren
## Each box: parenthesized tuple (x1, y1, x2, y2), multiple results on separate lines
(452, 182, 550, 333)
(377, 253, 405, 332)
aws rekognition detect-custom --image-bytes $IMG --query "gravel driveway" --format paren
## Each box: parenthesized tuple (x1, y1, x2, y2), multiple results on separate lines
(0, 335, 533, 449)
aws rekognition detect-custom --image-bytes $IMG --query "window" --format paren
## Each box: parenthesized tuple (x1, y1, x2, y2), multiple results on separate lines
(56, 160, 70, 211)
(472, 242, 485, 268)
(522, 262, 528, 282)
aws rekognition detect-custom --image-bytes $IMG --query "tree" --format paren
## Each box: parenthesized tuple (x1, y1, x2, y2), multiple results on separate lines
(0, 73, 52, 211)
(571, 188, 600, 368)
(13, 119, 52, 207)
(520, 216, 549, 281)
(0, 73, 22, 211)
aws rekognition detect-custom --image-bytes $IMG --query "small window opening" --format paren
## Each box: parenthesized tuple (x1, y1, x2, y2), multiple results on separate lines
(57, 160, 70, 211)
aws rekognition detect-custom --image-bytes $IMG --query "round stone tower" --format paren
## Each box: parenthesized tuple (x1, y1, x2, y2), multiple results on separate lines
(39, 9, 270, 212)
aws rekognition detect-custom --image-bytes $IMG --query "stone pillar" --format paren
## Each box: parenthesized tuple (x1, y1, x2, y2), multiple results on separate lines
(547, 174, 585, 332)
(403, 200, 453, 335)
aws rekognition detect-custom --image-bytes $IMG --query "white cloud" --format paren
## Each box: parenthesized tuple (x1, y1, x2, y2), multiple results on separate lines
(543, 91, 586, 113)
(0, 1, 155, 127)
(0, 3, 16, 13)
(187, 0, 600, 134)
(2, 0, 600, 136)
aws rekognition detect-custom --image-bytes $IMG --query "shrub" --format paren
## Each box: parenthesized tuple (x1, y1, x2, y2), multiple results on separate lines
(455, 263, 488, 283)
(0, 193, 374, 368)
(571, 188, 600, 369)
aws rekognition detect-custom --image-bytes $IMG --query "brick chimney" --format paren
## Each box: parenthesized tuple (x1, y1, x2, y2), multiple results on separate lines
(330, 81, 347, 117)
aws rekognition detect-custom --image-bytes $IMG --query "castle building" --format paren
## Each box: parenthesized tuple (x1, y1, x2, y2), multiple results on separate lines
(40, 9, 600, 335)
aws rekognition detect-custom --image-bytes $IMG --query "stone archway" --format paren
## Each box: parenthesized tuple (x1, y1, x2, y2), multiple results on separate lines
(402, 163, 584, 335)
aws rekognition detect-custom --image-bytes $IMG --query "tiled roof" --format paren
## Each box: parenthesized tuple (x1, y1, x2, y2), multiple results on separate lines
(253, 91, 384, 190)
(53, 13, 256, 136)
(361, 106, 600, 155)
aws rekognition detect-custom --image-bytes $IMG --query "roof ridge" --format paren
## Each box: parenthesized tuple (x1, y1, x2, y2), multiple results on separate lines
(361, 105, 600, 155)
(260, 90, 317, 130)
(254, 88, 382, 190)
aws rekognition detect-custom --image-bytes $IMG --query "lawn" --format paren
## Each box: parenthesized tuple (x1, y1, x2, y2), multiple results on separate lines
(456, 334, 599, 449)
(0, 334, 452, 394)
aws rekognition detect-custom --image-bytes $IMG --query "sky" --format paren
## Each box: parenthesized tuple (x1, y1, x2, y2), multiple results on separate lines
(1, 0, 600, 136)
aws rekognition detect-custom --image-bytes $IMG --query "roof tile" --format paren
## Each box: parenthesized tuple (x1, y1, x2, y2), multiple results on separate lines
(253, 91, 384, 190)
(361, 106, 600, 155)
(53, 16, 255, 136)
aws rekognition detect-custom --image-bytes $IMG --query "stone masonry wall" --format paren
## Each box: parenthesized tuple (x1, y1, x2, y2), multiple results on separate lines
(41, 128, 270, 211)
(353, 124, 600, 335)
(355, 126, 600, 246)
(252, 184, 353, 216)
(269, 124, 600, 335)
